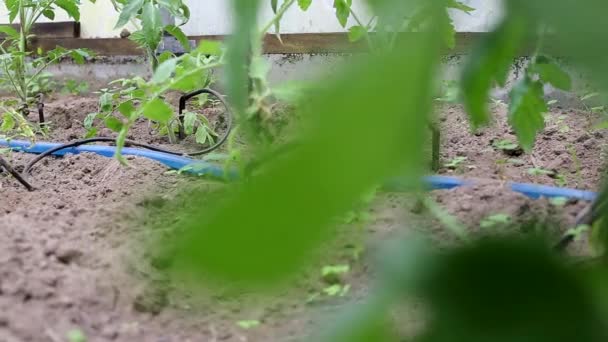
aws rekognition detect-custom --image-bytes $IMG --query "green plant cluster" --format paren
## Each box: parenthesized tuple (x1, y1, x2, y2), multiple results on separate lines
(0, 0, 92, 139)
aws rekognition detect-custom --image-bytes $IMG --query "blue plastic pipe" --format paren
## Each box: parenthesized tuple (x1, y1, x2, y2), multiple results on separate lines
(0, 139, 227, 179)
(0, 139, 597, 201)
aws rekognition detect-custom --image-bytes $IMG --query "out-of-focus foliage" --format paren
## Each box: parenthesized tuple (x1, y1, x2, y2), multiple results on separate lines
(336, 0, 473, 51)
(136, 0, 608, 340)
(163, 0, 445, 284)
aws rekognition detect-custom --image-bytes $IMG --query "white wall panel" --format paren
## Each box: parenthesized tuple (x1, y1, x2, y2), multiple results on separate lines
(0, 0, 502, 38)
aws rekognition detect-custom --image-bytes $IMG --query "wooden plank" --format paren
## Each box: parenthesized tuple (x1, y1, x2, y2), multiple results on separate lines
(26, 32, 499, 56)
(192, 32, 485, 54)
(32, 37, 142, 55)
(0, 21, 79, 39)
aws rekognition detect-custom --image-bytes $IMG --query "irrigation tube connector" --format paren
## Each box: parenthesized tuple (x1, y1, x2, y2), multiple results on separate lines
(0, 156, 35, 191)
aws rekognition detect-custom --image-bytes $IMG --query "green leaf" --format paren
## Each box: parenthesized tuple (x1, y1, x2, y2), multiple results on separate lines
(183, 111, 197, 135)
(128, 30, 147, 46)
(142, 98, 173, 122)
(66, 329, 87, 342)
(165, 25, 191, 52)
(55, 0, 80, 21)
(157, 51, 174, 64)
(104, 116, 124, 132)
(84, 127, 98, 139)
(480, 214, 511, 228)
(117, 100, 136, 118)
(508, 78, 547, 151)
(447, 0, 475, 13)
(0, 25, 19, 40)
(348, 25, 366, 43)
(271, 0, 278, 13)
(237, 320, 260, 329)
(42, 9, 55, 20)
(4, 0, 18, 23)
(157, 0, 190, 24)
(142, 2, 163, 50)
(461, 18, 527, 128)
(115, 0, 144, 28)
(530, 56, 572, 91)
(298, 0, 312, 11)
(581, 92, 599, 101)
(151, 58, 177, 84)
(99, 92, 113, 112)
(333, 0, 352, 27)
(169, 8, 441, 285)
(1, 113, 15, 131)
(83, 112, 97, 129)
(195, 40, 222, 55)
(70, 49, 90, 64)
(195, 124, 214, 145)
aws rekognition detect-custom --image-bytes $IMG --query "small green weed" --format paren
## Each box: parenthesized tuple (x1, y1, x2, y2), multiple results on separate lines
(66, 329, 87, 342)
(493, 139, 520, 151)
(527, 167, 555, 177)
(444, 156, 467, 171)
(62, 79, 89, 95)
(237, 320, 261, 329)
(549, 197, 568, 207)
(480, 214, 511, 229)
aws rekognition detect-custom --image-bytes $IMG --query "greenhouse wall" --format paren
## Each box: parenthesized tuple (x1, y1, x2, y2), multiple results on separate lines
(0, 0, 502, 37)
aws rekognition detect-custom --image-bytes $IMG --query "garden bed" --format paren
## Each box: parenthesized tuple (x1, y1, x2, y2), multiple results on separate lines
(0, 95, 604, 340)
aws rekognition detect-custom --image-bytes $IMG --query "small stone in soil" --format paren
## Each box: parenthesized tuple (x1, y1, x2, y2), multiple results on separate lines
(133, 285, 169, 315)
(56, 247, 83, 264)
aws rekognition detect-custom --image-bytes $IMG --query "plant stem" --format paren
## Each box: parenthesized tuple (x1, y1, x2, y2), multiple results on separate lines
(260, 0, 297, 35)
(0, 42, 25, 100)
(17, 0, 28, 105)
(430, 122, 441, 172)
(532, 25, 546, 63)
(25, 51, 74, 89)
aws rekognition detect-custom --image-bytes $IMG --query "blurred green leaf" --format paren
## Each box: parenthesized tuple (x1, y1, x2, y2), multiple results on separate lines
(447, 0, 474, 13)
(508, 77, 547, 151)
(55, 0, 80, 21)
(298, 0, 312, 11)
(348, 25, 366, 43)
(117, 100, 136, 118)
(115, 0, 144, 29)
(165, 25, 192, 52)
(461, 18, 527, 128)
(143, 98, 173, 122)
(104, 116, 124, 132)
(151, 58, 177, 84)
(419, 237, 607, 342)
(333, 0, 352, 27)
(170, 29, 442, 285)
(531, 56, 572, 91)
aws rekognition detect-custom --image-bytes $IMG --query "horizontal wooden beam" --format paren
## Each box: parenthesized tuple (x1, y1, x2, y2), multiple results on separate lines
(0, 21, 79, 39)
(29, 32, 496, 56)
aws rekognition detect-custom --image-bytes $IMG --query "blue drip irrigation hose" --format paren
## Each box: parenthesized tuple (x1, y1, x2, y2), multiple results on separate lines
(0, 139, 597, 201)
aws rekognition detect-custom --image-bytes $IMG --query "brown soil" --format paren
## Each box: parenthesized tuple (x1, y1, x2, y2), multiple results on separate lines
(437, 103, 607, 190)
(0, 96, 604, 341)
